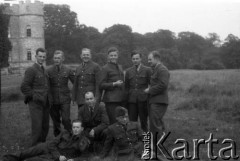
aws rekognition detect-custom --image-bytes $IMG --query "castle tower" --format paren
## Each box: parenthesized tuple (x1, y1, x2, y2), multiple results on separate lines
(7, 0, 45, 70)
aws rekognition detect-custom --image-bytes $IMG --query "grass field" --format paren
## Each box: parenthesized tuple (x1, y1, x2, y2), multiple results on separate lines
(1, 69, 240, 160)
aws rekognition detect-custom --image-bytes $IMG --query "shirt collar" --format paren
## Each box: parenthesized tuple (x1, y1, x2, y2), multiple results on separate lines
(135, 63, 141, 71)
(35, 62, 43, 67)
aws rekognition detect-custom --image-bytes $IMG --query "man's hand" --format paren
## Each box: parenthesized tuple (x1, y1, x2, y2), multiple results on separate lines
(113, 80, 123, 87)
(144, 88, 149, 93)
(59, 155, 67, 161)
(89, 129, 95, 137)
(67, 159, 74, 161)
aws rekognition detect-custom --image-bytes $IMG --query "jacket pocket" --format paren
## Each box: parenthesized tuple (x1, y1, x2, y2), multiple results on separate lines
(116, 135, 125, 144)
(85, 73, 94, 82)
(33, 90, 47, 104)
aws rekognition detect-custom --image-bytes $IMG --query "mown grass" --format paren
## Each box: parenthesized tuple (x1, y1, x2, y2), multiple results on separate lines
(1, 69, 240, 161)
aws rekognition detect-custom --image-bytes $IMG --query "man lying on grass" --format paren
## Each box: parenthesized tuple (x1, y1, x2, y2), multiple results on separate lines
(2, 119, 90, 161)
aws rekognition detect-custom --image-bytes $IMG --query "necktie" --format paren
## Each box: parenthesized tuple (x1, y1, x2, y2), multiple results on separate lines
(57, 65, 60, 72)
(89, 106, 94, 116)
(135, 65, 139, 73)
(41, 65, 44, 73)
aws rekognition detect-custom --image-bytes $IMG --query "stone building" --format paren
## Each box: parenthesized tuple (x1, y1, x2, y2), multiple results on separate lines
(4, 0, 45, 72)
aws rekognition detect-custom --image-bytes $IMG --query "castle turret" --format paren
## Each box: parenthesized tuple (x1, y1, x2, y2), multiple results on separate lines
(7, 0, 45, 71)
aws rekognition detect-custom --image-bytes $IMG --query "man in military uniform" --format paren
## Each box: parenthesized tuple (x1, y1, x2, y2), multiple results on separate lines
(101, 106, 143, 161)
(125, 51, 152, 132)
(47, 50, 75, 137)
(2, 119, 90, 161)
(78, 91, 109, 151)
(100, 47, 125, 124)
(72, 48, 101, 112)
(21, 48, 50, 146)
(144, 50, 170, 159)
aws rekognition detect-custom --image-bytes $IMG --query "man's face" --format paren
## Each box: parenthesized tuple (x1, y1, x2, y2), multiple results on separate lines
(85, 92, 96, 107)
(81, 50, 91, 63)
(148, 53, 157, 67)
(116, 114, 129, 125)
(132, 54, 141, 66)
(35, 51, 46, 65)
(108, 51, 118, 64)
(72, 122, 83, 135)
(53, 54, 64, 66)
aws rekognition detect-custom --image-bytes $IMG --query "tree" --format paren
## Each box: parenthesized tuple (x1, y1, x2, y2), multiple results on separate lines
(0, 5, 11, 68)
(101, 24, 133, 51)
(62, 25, 102, 64)
(158, 48, 182, 69)
(221, 34, 240, 69)
(206, 33, 221, 47)
(44, 4, 79, 64)
(177, 32, 207, 68)
(132, 32, 146, 49)
(44, 4, 79, 36)
(101, 24, 134, 68)
(153, 29, 176, 49)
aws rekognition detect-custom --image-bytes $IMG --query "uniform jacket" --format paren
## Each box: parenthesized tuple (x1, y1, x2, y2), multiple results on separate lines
(72, 61, 101, 105)
(100, 62, 125, 102)
(125, 64, 152, 103)
(21, 63, 50, 105)
(47, 64, 74, 105)
(102, 121, 143, 158)
(48, 130, 90, 161)
(149, 63, 170, 104)
(78, 103, 109, 136)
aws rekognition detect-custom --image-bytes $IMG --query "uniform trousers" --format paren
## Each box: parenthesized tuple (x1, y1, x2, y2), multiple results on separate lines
(105, 102, 122, 124)
(149, 103, 168, 158)
(3, 142, 51, 161)
(29, 101, 49, 146)
(50, 104, 71, 137)
(128, 101, 148, 132)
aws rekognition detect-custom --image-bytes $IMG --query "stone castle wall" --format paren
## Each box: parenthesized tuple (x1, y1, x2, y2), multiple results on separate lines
(4, 0, 45, 73)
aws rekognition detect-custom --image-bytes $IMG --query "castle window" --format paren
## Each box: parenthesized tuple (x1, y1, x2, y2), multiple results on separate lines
(27, 49, 32, 60)
(27, 25, 31, 37)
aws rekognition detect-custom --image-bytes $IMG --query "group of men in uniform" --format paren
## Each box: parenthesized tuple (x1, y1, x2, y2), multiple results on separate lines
(3, 46, 169, 161)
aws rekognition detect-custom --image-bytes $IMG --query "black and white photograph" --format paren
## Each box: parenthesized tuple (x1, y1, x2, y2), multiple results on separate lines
(0, 0, 240, 160)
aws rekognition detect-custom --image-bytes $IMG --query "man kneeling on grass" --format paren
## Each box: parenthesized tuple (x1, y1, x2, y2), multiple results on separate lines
(2, 119, 90, 161)
(100, 106, 143, 161)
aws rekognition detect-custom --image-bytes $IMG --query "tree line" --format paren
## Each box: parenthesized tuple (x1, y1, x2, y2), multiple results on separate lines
(1, 4, 240, 70)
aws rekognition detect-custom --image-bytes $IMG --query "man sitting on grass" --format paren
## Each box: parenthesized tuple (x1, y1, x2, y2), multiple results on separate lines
(78, 91, 109, 153)
(100, 106, 143, 161)
(2, 119, 90, 161)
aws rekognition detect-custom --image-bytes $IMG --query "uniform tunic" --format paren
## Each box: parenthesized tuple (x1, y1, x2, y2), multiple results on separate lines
(47, 64, 74, 135)
(73, 61, 101, 107)
(21, 63, 50, 146)
(102, 121, 143, 161)
(125, 64, 151, 131)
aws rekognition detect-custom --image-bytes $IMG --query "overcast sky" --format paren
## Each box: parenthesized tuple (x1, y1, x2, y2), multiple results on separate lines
(2, 0, 240, 40)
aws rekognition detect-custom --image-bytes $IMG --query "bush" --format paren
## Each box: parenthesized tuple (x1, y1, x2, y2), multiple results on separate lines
(204, 60, 225, 70)
(188, 63, 204, 70)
